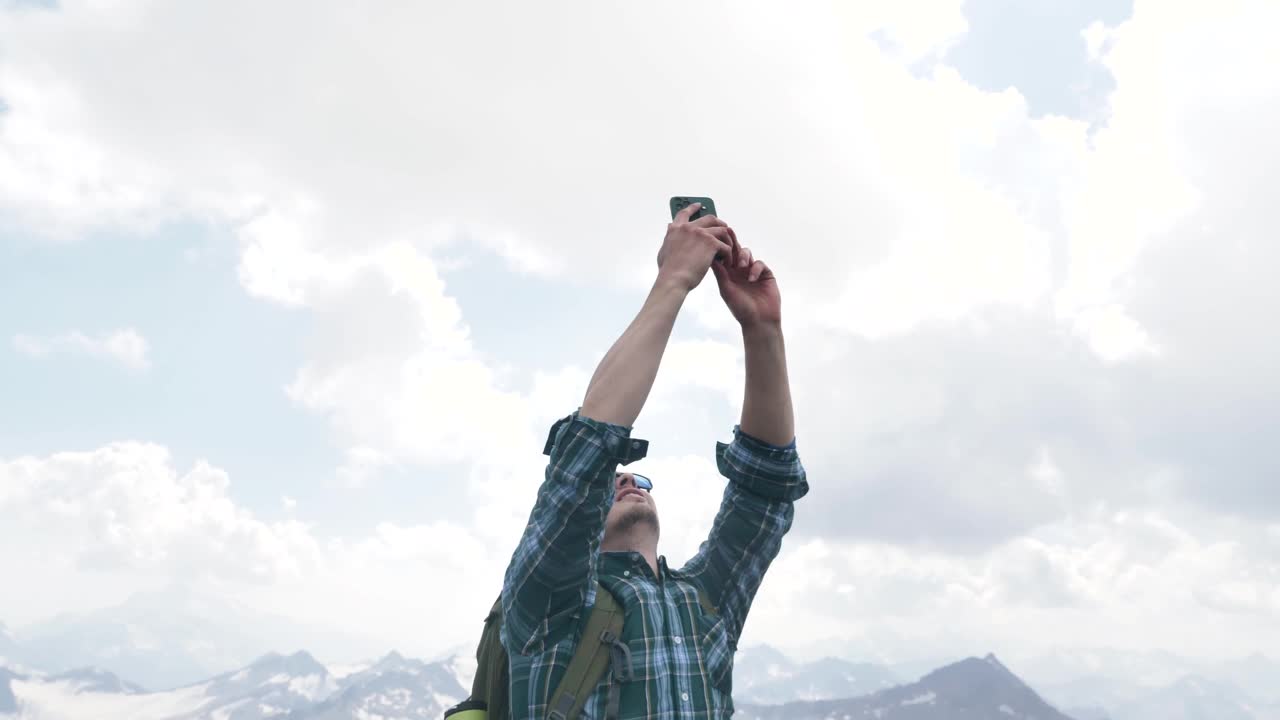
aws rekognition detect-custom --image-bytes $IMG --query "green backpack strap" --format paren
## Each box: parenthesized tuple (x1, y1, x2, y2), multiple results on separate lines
(449, 594, 508, 720)
(695, 587, 718, 619)
(547, 583, 632, 720)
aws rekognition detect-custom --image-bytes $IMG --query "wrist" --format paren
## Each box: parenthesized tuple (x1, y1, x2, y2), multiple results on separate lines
(653, 272, 695, 297)
(741, 321, 783, 342)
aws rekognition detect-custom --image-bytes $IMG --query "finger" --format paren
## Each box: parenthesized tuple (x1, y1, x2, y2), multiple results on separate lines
(690, 214, 728, 229)
(748, 259, 770, 282)
(710, 257, 729, 282)
(675, 202, 701, 223)
(702, 226, 734, 245)
(727, 226, 742, 265)
(737, 246, 754, 269)
(699, 227, 734, 262)
(712, 235, 734, 260)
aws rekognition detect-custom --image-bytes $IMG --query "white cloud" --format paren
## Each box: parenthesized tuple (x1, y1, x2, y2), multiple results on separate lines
(4, 439, 1271, 668)
(1, 0, 1279, 668)
(0, 443, 319, 591)
(753, 509, 1280, 664)
(12, 329, 151, 370)
(0, 442, 505, 657)
(333, 446, 394, 489)
(1070, 303, 1161, 363)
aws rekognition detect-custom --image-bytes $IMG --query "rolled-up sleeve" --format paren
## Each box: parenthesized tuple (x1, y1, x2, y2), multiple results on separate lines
(500, 411, 643, 656)
(677, 425, 808, 646)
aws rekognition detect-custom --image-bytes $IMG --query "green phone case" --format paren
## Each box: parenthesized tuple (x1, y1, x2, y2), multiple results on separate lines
(669, 196, 717, 221)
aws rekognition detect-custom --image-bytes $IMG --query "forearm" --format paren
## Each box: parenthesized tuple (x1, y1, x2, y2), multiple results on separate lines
(580, 276, 689, 427)
(739, 323, 795, 446)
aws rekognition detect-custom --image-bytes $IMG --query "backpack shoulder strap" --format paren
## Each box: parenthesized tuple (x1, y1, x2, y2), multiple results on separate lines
(467, 595, 510, 718)
(695, 586, 718, 618)
(547, 583, 631, 720)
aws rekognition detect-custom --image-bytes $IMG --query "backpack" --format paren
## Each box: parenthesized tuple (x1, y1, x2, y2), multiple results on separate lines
(443, 583, 632, 720)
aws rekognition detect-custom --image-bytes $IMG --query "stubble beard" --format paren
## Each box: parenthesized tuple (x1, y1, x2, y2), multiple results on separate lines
(611, 502, 660, 537)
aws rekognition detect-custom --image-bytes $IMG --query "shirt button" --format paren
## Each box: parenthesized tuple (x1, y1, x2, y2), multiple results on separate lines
(673, 636, 682, 644)
(623, 570, 630, 577)
(681, 692, 689, 702)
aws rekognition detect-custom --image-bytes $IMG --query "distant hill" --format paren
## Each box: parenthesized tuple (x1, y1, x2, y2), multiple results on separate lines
(8, 587, 371, 691)
(1, 667, 20, 715)
(1, 648, 466, 720)
(48, 666, 147, 695)
(4, 624, 1278, 720)
(733, 644, 902, 704)
(282, 651, 467, 719)
(736, 654, 1075, 720)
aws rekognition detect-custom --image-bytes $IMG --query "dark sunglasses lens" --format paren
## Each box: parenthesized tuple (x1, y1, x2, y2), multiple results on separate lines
(634, 474, 653, 491)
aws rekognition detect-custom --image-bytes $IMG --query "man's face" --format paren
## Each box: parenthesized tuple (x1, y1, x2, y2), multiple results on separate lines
(603, 471, 660, 539)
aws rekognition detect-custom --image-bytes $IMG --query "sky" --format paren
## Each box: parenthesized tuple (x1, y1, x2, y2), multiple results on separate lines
(1, 0, 1278, 671)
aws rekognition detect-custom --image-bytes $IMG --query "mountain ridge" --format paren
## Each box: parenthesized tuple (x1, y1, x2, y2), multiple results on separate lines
(4, 626, 1278, 720)
(735, 653, 1077, 720)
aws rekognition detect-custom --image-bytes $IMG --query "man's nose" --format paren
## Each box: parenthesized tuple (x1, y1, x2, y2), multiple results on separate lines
(616, 473, 635, 489)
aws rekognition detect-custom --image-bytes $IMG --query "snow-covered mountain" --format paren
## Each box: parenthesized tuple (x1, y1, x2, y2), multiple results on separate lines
(4, 650, 339, 720)
(1, 649, 468, 720)
(733, 644, 901, 704)
(1018, 646, 1203, 691)
(735, 654, 1075, 720)
(1046, 673, 1280, 720)
(1, 667, 20, 715)
(0, 624, 19, 670)
(1214, 653, 1280, 704)
(0, 624, 13, 651)
(191, 650, 340, 719)
(6, 640, 1277, 720)
(1111, 675, 1280, 720)
(1035, 655, 1280, 720)
(282, 651, 467, 719)
(47, 667, 146, 695)
(1039, 672, 1149, 715)
(1019, 647, 1280, 720)
(1062, 704, 1112, 720)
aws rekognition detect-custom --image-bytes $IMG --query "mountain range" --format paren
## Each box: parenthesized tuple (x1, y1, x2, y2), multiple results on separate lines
(736, 654, 1075, 720)
(1, 650, 466, 720)
(3, 600, 1279, 719)
(8, 649, 1066, 720)
(731, 643, 903, 704)
(3, 587, 375, 691)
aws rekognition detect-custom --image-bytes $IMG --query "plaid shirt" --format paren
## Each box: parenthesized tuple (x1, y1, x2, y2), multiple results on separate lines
(501, 411, 808, 719)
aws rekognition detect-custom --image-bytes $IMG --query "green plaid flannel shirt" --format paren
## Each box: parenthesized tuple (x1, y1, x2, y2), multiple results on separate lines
(500, 411, 808, 719)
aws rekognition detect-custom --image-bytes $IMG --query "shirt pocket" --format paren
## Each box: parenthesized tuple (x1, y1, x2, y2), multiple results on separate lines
(696, 609, 734, 697)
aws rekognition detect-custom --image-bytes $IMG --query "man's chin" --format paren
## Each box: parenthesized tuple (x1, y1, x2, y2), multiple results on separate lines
(609, 504, 660, 535)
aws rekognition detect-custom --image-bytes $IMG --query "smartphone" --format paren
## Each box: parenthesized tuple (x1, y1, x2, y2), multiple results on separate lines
(670, 196, 728, 261)
(669, 196, 717, 221)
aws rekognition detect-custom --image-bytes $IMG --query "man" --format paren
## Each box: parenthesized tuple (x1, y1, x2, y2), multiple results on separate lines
(500, 203, 808, 719)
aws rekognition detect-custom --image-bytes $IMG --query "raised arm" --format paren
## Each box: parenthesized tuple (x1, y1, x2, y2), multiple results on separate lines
(677, 247, 807, 646)
(500, 204, 735, 655)
(580, 204, 736, 426)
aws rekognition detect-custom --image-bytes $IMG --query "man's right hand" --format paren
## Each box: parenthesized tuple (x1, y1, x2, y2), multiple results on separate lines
(656, 203, 737, 291)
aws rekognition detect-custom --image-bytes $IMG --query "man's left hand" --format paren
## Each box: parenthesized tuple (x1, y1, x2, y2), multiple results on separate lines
(712, 244, 782, 329)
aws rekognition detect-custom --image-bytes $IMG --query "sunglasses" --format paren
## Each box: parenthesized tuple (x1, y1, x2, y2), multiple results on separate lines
(617, 472, 653, 492)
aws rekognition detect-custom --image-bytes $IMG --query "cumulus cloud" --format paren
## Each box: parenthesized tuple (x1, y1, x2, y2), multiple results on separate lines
(0, 442, 508, 656)
(0, 443, 319, 586)
(0, 0, 1277, 666)
(12, 328, 150, 370)
(753, 509, 1280, 663)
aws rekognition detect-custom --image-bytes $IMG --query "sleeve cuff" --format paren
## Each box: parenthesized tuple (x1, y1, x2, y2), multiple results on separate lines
(734, 427, 797, 451)
(716, 425, 808, 501)
(543, 409, 649, 465)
